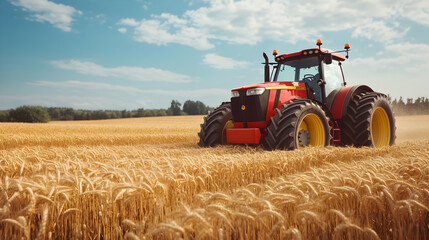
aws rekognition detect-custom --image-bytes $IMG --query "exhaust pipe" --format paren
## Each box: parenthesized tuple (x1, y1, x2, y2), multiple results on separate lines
(263, 52, 270, 82)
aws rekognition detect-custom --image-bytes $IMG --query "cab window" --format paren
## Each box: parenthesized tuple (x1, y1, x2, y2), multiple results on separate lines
(324, 62, 344, 96)
(275, 56, 322, 100)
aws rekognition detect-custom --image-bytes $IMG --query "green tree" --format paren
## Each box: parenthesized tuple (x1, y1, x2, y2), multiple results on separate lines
(62, 108, 75, 120)
(168, 100, 182, 115)
(0, 111, 9, 122)
(47, 108, 61, 120)
(144, 110, 155, 117)
(121, 110, 131, 118)
(183, 100, 209, 115)
(8, 106, 50, 123)
(156, 110, 168, 116)
(73, 110, 85, 120)
(136, 108, 145, 117)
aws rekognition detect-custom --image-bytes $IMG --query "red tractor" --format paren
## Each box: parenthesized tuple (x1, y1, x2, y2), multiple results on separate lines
(198, 40, 396, 150)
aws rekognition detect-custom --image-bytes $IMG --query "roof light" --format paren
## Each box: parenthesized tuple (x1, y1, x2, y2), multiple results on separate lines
(314, 49, 319, 53)
(316, 39, 322, 46)
(303, 51, 308, 55)
(344, 43, 350, 50)
(273, 50, 278, 56)
(275, 57, 280, 62)
(309, 50, 313, 54)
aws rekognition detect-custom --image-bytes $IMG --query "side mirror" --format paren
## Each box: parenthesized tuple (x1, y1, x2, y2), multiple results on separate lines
(324, 53, 332, 64)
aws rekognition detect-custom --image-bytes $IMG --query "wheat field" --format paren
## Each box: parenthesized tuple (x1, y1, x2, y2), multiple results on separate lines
(1, 115, 428, 239)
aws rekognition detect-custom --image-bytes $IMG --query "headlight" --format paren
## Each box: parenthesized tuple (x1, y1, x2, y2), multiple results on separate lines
(231, 91, 240, 98)
(246, 87, 265, 96)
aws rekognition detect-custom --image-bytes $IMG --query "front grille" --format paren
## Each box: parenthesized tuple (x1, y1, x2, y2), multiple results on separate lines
(231, 89, 269, 123)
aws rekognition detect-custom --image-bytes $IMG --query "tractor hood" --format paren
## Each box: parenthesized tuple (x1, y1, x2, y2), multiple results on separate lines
(231, 81, 305, 91)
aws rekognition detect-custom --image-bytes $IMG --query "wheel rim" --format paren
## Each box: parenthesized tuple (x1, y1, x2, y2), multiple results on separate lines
(371, 107, 391, 147)
(222, 120, 234, 144)
(297, 113, 325, 148)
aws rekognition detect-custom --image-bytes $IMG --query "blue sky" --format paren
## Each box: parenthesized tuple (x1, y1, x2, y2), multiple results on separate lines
(1, 0, 429, 110)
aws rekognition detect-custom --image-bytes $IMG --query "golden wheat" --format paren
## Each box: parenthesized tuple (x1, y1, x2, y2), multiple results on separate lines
(0, 115, 428, 239)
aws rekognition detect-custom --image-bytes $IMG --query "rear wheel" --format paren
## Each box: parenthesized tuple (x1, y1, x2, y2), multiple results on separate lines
(198, 103, 233, 147)
(341, 92, 396, 147)
(263, 99, 331, 150)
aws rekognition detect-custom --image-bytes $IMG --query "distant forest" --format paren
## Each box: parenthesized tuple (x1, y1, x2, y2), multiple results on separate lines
(0, 100, 213, 123)
(389, 96, 429, 116)
(0, 97, 428, 123)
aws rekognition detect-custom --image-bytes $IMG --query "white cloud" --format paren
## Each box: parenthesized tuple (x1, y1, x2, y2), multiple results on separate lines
(117, 27, 127, 33)
(117, 0, 429, 49)
(345, 42, 429, 99)
(350, 42, 429, 70)
(32, 80, 228, 97)
(398, 0, 429, 26)
(50, 60, 192, 83)
(118, 18, 140, 27)
(10, 0, 82, 32)
(352, 20, 409, 43)
(119, 17, 214, 50)
(90, 14, 106, 24)
(203, 53, 250, 69)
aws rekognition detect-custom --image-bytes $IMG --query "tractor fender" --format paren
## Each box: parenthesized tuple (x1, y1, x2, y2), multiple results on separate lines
(329, 85, 373, 120)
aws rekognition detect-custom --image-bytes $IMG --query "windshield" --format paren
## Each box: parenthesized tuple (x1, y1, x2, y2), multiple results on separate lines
(275, 56, 319, 82)
(274, 56, 322, 99)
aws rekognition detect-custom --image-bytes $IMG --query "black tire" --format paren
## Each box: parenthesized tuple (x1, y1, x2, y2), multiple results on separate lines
(198, 102, 233, 147)
(263, 99, 331, 150)
(340, 92, 396, 147)
(340, 91, 365, 146)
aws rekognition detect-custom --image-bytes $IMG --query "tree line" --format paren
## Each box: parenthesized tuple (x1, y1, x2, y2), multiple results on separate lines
(389, 97, 429, 116)
(0, 100, 213, 123)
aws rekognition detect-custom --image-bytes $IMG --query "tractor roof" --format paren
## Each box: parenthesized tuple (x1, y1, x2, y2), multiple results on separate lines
(276, 48, 346, 62)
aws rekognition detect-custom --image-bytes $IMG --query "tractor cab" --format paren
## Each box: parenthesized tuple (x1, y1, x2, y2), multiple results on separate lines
(267, 41, 348, 106)
(272, 49, 346, 102)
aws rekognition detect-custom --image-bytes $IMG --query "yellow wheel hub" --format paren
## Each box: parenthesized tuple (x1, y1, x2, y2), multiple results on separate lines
(297, 113, 325, 148)
(371, 107, 391, 147)
(222, 120, 234, 144)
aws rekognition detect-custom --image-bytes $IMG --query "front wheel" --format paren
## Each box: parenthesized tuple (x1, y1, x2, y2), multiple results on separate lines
(198, 103, 233, 147)
(263, 99, 331, 150)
